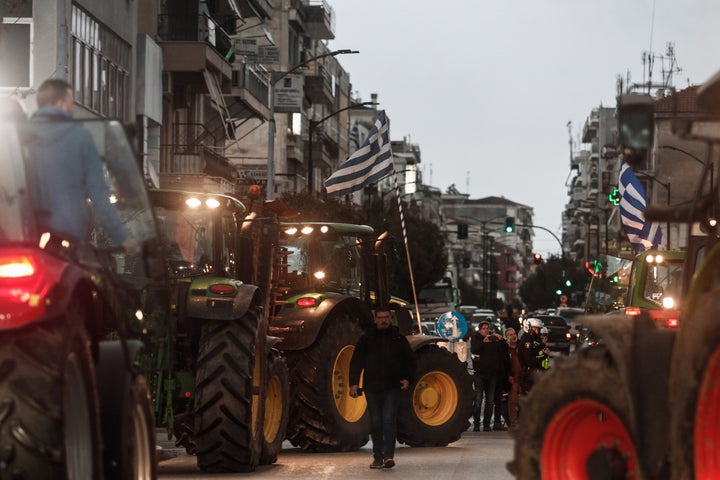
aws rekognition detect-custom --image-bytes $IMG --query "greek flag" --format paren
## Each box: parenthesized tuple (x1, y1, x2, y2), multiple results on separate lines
(349, 122, 360, 151)
(325, 111, 394, 197)
(618, 160, 662, 251)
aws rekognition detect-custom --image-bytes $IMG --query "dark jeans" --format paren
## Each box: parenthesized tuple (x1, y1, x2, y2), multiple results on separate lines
(473, 375, 496, 428)
(365, 388, 401, 458)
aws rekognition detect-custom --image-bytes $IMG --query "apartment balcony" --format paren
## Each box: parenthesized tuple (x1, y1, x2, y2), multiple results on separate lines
(229, 61, 271, 119)
(287, 0, 335, 39)
(158, 14, 233, 90)
(304, 65, 333, 105)
(236, 0, 273, 19)
(308, 136, 332, 168)
(582, 109, 600, 143)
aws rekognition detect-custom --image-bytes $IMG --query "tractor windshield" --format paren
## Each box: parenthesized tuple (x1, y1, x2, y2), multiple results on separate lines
(281, 234, 362, 295)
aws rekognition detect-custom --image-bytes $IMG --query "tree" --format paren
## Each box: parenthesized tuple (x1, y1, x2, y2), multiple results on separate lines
(518, 255, 587, 311)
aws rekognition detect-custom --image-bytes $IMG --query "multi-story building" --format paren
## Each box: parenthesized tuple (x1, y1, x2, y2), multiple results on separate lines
(564, 107, 618, 262)
(440, 195, 533, 309)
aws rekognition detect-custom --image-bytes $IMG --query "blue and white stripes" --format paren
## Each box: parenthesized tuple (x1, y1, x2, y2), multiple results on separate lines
(324, 111, 394, 197)
(618, 160, 662, 251)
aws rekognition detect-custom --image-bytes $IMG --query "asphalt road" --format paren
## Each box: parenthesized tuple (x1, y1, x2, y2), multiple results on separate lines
(157, 429, 516, 479)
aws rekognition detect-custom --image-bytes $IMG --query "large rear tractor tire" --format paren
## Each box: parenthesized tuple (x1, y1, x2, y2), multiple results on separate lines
(194, 307, 265, 473)
(397, 345, 473, 447)
(0, 310, 102, 479)
(669, 279, 720, 480)
(98, 342, 157, 480)
(285, 312, 369, 452)
(259, 350, 289, 465)
(509, 348, 639, 480)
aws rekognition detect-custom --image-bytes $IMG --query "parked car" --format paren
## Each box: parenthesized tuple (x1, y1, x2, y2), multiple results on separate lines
(534, 315, 572, 355)
(556, 306, 585, 342)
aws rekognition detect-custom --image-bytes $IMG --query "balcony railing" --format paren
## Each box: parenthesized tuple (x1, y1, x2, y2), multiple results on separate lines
(158, 13, 233, 60)
(232, 62, 270, 107)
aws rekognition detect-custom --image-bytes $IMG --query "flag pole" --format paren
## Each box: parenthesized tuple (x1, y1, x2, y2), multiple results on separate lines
(392, 169, 423, 334)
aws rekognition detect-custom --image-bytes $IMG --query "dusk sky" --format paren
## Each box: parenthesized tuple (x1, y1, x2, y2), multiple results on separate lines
(329, 0, 720, 256)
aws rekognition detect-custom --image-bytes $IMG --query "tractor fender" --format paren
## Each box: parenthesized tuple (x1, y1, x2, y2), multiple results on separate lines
(270, 296, 372, 351)
(405, 333, 445, 352)
(582, 313, 676, 477)
(186, 279, 259, 321)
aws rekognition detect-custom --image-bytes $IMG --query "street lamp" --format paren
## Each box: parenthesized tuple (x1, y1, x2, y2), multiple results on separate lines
(658, 144, 713, 194)
(266, 49, 359, 199)
(307, 101, 376, 194)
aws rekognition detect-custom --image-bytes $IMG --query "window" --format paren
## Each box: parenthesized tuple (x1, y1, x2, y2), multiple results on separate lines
(71, 4, 130, 118)
(0, 17, 32, 88)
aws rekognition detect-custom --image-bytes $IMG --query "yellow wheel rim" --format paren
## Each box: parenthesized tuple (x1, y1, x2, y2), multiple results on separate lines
(251, 344, 262, 436)
(332, 345, 367, 422)
(412, 371, 457, 426)
(263, 369, 283, 443)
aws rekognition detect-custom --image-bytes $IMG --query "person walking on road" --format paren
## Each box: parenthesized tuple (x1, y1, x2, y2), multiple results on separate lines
(518, 318, 550, 395)
(349, 308, 415, 469)
(470, 321, 503, 432)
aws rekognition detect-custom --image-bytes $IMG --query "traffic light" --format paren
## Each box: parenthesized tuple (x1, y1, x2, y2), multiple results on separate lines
(457, 223, 468, 239)
(504, 217, 515, 233)
(608, 187, 621, 206)
(585, 259, 604, 277)
(462, 250, 471, 268)
(533, 253, 543, 264)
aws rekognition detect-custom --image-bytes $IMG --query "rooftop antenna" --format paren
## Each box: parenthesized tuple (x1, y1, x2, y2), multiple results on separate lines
(466, 171, 470, 195)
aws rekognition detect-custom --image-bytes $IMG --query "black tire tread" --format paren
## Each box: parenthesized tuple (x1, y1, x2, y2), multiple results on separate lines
(0, 316, 99, 479)
(194, 307, 263, 473)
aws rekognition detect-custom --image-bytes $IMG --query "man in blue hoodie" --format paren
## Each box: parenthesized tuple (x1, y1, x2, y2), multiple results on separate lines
(349, 308, 415, 470)
(25, 78, 138, 253)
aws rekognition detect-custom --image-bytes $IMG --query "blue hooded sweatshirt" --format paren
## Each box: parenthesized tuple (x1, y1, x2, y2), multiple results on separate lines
(25, 107, 128, 245)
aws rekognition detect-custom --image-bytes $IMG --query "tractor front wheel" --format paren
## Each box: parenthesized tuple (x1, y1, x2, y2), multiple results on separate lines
(509, 348, 638, 480)
(397, 345, 473, 447)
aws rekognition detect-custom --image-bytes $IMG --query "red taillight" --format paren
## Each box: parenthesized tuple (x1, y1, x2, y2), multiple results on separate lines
(297, 297, 318, 307)
(0, 255, 36, 278)
(665, 317, 680, 328)
(0, 248, 63, 330)
(625, 307, 642, 316)
(208, 284, 236, 295)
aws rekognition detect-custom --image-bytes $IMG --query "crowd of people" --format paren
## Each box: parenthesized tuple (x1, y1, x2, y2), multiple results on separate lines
(469, 315, 552, 432)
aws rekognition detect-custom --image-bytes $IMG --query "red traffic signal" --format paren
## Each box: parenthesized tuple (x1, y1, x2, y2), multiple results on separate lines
(533, 253, 543, 264)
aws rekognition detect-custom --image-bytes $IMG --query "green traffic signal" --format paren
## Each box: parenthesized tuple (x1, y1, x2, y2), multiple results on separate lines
(504, 217, 515, 233)
(565, 279, 572, 287)
(555, 289, 562, 295)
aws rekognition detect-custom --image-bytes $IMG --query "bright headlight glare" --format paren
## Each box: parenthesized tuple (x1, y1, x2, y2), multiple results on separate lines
(185, 197, 202, 208)
(313, 271, 325, 279)
(301, 226, 314, 235)
(205, 198, 220, 208)
(663, 296, 675, 309)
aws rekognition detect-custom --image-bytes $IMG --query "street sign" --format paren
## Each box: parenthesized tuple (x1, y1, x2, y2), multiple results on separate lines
(436, 312, 468, 342)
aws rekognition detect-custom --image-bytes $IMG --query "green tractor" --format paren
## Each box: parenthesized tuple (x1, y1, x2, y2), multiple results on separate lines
(269, 222, 473, 452)
(143, 197, 472, 472)
(142, 189, 289, 473)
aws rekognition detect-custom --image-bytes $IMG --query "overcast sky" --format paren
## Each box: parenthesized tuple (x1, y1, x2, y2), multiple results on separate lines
(329, 0, 720, 256)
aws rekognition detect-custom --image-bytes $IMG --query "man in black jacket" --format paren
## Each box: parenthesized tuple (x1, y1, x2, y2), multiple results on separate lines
(471, 321, 503, 431)
(350, 308, 415, 469)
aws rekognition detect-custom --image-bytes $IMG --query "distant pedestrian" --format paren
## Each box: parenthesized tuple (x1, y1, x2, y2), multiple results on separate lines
(518, 318, 550, 394)
(349, 308, 415, 469)
(470, 321, 503, 432)
(505, 328, 521, 426)
(492, 331, 512, 430)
